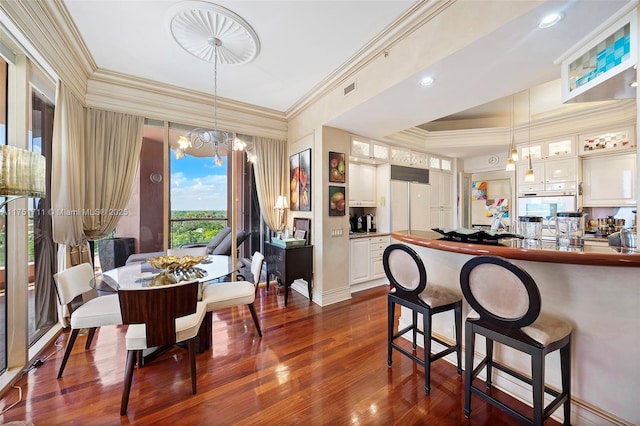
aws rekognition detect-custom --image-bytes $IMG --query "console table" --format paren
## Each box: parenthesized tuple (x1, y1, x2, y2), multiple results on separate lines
(265, 242, 313, 306)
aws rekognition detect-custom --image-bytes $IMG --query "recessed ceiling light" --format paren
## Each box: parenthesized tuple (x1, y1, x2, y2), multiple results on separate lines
(539, 12, 564, 28)
(420, 76, 435, 87)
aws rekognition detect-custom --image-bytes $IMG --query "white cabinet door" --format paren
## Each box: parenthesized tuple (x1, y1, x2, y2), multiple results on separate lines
(517, 161, 546, 194)
(431, 170, 453, 207)
(410, 182, 431, 231)
(391, 180, 408, 231)
(545, 158, 577, 183)
(582, 153, 637, 206)
(429, 171, 453, 227)
(349, 238, 371, 284)
(349, 163, 377, 207)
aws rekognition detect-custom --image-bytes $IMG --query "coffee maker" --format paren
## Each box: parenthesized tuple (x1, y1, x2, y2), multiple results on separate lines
(366, 214, 376, 232)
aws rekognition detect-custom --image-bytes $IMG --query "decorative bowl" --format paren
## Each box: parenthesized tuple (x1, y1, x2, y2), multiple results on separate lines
(147, 255, 207, 272)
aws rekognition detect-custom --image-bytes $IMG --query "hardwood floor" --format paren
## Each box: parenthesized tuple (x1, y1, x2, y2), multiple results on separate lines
(0, 285, 559, 425)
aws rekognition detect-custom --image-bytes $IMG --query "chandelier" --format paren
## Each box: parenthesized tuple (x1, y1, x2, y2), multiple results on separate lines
(168, 1, 260, 165)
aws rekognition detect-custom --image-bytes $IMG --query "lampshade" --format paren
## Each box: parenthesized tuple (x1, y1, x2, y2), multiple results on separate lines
(274, 195, 288, 210)
(0, 145, 46, 198)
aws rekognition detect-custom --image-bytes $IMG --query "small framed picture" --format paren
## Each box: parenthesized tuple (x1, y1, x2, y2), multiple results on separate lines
(294, 229, 307, 240)
(328, 186, 346, 216)
(328, 151, 345, 183)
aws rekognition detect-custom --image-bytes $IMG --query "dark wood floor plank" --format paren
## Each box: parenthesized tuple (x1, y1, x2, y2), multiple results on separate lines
(0, 286, 559, 425)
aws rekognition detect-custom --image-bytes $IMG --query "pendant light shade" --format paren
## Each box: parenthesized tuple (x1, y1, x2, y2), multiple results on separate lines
(523, 89, 535, 182)
(505, 95, 518, 170)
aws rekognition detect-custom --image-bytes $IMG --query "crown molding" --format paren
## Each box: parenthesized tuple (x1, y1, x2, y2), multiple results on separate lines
(386, 100, 636, 154)
(0, 0, 95, 101)
(86, 69, 287, 139)
(285, 0, 454, 120)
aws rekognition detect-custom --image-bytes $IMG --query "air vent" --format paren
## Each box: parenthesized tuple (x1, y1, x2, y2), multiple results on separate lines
(343, 81, 356, 96)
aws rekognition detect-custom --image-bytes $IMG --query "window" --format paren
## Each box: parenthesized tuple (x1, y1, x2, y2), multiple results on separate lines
(169, 123, 229, 248)
(27, 85, 56, 345)
(0, 56, 7, 372)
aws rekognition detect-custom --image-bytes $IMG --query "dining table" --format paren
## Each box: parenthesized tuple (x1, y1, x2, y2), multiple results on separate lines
(96, 254, 243, 354)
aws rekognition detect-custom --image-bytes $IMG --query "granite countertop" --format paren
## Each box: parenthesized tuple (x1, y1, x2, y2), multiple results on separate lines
(349, 231, 391, 239)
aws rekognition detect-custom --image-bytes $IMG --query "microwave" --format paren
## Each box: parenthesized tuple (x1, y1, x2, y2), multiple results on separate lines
(517, 195, 577, 235)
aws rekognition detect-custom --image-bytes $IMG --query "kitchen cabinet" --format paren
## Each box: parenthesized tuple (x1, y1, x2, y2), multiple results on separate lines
(579, 127, 636, 156)
(429, 170, 453, 228)
(349, 163, 377, 207)
(349, 235, 389, 285)
(582, 152, 637, 206)
(518, 138, 575, 161)
(350, 137, 389, 163)
(517, 158, 578, 195)
(390, 147, 429, 168)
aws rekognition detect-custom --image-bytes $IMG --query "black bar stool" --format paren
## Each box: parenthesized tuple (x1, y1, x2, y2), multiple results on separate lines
(383, 243, 462, 394)
(460, 255, 572, 425)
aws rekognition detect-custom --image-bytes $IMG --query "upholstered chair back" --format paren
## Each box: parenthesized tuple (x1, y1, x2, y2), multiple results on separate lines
(460, 256, 541, 329)
(383, 244, 427, 300)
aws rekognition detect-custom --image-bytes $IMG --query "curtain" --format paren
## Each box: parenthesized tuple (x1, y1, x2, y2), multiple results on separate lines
(253, 137, 287, 232)
(51, 83, 85, 249)
(52, 82, 144, 270)
(82, 108, 143, 239)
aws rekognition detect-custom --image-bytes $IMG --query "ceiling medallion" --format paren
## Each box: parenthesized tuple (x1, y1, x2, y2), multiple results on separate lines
(166, 1, 261, 64)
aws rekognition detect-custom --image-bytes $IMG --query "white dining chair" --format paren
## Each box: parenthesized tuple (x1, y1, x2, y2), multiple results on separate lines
(54, 262, 122, 378)
(201, 251, 264, 337)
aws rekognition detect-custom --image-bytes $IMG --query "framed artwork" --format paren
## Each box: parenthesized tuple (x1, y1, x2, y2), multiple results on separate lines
(328, 151, 345, 183)
(289, 153, 300, 211)
(328, 186, 346, 216)
(290, 149, 312, 211)
(299, 149, 311, 211)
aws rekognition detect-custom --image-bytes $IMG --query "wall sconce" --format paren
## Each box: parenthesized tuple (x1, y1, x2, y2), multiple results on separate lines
(0, 145, 46, 209)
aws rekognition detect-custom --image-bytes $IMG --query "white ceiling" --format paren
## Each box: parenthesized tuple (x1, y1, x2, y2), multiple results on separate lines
(63, 0, 635, 158)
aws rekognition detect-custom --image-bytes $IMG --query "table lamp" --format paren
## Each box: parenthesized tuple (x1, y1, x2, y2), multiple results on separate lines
(274, 195, 288, 236)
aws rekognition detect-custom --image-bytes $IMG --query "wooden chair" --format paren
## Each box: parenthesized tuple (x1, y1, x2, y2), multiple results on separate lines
(53, 262, 122, 378)
(201, 251, 264, 337)
(118, 280, 206, 415)
(383, 244, 462, 394)
(460, 255, 572, 425)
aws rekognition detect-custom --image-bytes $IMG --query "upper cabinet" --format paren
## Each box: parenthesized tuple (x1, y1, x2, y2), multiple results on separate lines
(350, 136, 389, 163)
(349, 163, 377, 207)
(582, 152, 637, 206)
(579, 127, 636, 156)
(390, 147, 429, 168)
(559, 6, 637, 103)
(518, 138, 575, 161)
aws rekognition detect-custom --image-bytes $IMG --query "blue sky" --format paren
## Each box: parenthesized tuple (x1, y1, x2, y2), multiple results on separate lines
(170, 154, 228, 211)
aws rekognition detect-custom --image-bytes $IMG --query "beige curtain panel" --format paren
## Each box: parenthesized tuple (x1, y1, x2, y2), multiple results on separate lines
(51, 82, 144, 268)
(253, 137, 287, 232)
(82, 108, 143, 240)
(51, 83, 86, 247)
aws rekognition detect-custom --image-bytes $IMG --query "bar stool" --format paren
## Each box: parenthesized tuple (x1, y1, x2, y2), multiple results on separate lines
(459, 255, 572, 426)
(383, 244, 462, 394)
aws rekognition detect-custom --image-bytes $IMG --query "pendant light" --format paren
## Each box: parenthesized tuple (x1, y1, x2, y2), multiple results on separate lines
(523, 89, 535, 183)
(505, 95, 516, 171)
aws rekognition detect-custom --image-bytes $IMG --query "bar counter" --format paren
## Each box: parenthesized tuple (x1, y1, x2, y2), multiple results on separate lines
(390, 230, 639, 425)
(392, 230, 640, 267)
